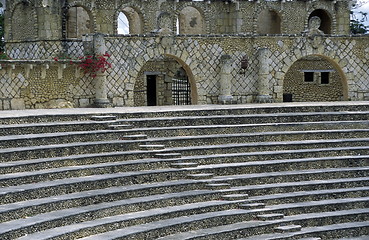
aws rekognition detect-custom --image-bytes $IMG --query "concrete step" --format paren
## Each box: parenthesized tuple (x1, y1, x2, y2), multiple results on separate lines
(171, 162, 198, 168)
(0, 129, 135, 149)
(208, 167, 369, 189)
(76, 209, 251, 240)
(15, 200, 248, 240)
(117, 120, 369, 138)
(0, 169, 194, 204)
(0, 191, 246, 239)
(240, 203, 266, 209)
(2, 145, 366, 187)
(144, 129, 369, 148)
(187, 173, 214, 180)
(90, 115, 117, 121)
(246, 186, 369, 206)
(206, 183, 231, 190)
(1, 103, 368, 125)
(119, 111, 369, 128)
(107, 124, 132, 130)
(223, 176, 369, 200)
(155, 153, 182, 159)
(121, 134, 147, 140)
(0, 157, 188, 187)
(261, 197, 369, 217)
(256, 213, 285, 221)
(0, 143, 366, 175)
(275, 224, 302, 233)
(139, 144, 166, 150)
(157, 209, 369, 240)
(0, 180, 211, 222)
(222, 194, 249, 201)
(162, 138, 369, 157)
(0, 120, 115, 136)
(238, 221, 369, 240)
(0, 139, 143, 162)
(181, 155, 369, 176)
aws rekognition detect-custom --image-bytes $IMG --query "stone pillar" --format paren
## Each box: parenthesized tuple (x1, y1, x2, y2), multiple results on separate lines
(256, 48, 273, 103)
(218, 55, 234, 104)
(93, 33, 111, 108)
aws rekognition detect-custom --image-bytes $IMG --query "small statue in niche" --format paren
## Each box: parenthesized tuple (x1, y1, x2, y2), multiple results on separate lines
(306, 16, 324, 37)
(156, 12, 173, 35)
(304, 16, 324, 49)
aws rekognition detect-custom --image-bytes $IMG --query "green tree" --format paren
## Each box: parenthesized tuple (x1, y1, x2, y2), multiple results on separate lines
(350, 11, 369, 34)
(0, 2, 4, 52)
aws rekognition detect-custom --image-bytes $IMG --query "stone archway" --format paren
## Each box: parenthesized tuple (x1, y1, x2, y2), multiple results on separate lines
(257, 9, 281, 34)
(133, 55, 197, 106)
(283, 55, 347, 102)
(177, 6, 205, 34)
(66, 6, 93, 38)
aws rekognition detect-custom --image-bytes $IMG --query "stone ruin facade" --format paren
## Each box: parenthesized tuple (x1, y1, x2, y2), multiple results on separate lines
(1, 0, 368, 109)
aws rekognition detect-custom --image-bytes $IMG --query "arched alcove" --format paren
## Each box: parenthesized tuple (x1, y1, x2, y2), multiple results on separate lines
(308, 9, 332, 34)
(257, 9, 281, 34)
(66, 6, 92, 38)
(133, 55, 197, 107)
(283, 55, 347, 102)
(11, 2, 37, 40)
(118, 7, 143, 34)
(178, 6, 205, 34)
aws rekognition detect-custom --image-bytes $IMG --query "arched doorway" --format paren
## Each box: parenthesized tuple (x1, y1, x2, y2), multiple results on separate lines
(133, 57, 195, 106)
(308, 9, 332, 34)
(283, 55, 347, 102)
(257, 9, 281, 34)
(117, 7, 143, 34)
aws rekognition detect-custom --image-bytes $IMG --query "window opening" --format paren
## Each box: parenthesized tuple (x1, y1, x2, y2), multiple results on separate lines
(304, 72, 314, 82)
(321, 72, 330, 84)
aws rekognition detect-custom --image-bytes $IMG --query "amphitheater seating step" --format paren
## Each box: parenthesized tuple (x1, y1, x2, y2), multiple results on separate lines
(90, 115, 117, 121)
(257, 213, 285, 221)
(0, 103, 367, 239)
(275, 224, 302, 233)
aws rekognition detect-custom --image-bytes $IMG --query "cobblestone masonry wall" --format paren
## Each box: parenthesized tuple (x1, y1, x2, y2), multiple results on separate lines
(0, 0, 368, 109)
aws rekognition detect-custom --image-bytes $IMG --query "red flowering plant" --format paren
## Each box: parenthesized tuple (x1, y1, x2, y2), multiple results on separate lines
(77, 53, 112, 78)
(53, 52, 112, 78)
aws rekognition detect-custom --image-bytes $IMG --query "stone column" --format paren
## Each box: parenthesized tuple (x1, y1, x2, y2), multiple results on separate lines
(256, 48, 273, 103)
(218, 54, 234, 104)
(93, 33, 111, 108)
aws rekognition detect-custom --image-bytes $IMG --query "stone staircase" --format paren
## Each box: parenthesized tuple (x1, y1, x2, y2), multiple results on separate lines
(0, 103, 368, 239)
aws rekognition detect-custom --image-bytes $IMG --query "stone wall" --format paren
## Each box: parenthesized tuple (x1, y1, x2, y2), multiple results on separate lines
(0, 0, 367, 110)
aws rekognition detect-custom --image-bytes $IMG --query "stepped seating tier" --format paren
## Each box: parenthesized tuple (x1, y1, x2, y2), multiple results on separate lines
(0, 102, 368, 239)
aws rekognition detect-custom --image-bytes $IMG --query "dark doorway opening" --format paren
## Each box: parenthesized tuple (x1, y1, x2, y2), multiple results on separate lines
(283, 93, 293, 102)
(147, 75, 157, 106)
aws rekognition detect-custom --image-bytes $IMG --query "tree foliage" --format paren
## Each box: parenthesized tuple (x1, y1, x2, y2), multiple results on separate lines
(351, 10, 369, 34)
(0, 2, 4, 52)
(350, 0, 369, 34)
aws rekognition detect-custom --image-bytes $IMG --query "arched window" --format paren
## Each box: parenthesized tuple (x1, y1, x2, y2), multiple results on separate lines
(178, 6, 204, 34)
(308, 9, 332, 34)
(66, 6, 92, 39)
(117, 7, 143, 34)
(257, 9, 281, 34)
